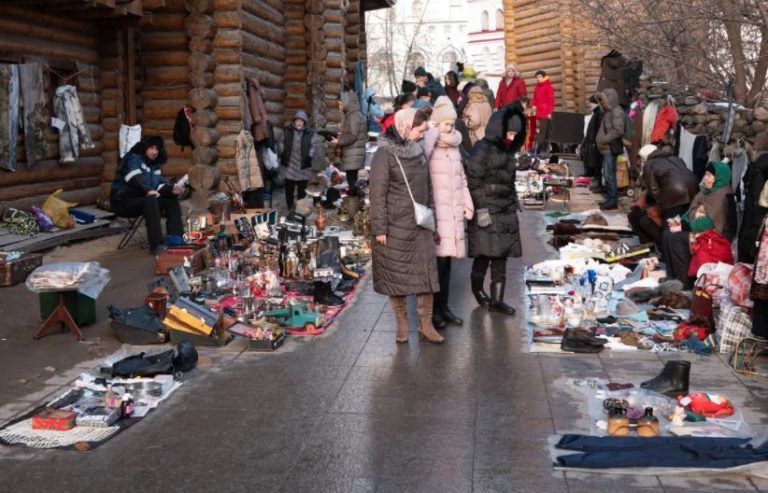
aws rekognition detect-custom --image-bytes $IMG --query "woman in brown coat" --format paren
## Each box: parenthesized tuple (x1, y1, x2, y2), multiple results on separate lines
(369, 108, 443, 344)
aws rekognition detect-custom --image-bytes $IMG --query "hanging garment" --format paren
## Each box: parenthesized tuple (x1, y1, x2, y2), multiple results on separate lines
(737, 153, 768, 262)
(677, 126, 697, 171)
(555, 434, 768, 469)
(641, 99, 660, 147)
(119, 124, 142, 158)
(650, 105, 678, 144)
(243, 77, 269, 143)
(173, 105, 194, 150)
(18, 62, 48, 166)
(692, 135, 710, 181)
(54, 85, 94, 164)
(235, 129, 264, 192)
(0, 64, 20, 172)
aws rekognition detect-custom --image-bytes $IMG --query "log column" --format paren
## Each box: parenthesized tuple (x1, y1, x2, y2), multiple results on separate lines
(186, 0, 220, 210)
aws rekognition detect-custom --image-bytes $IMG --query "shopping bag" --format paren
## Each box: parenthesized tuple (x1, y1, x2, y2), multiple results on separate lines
(42, 189, 77, 229)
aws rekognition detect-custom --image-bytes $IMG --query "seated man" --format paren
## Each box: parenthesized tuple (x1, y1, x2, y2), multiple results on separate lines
(111, 135, 184, 254)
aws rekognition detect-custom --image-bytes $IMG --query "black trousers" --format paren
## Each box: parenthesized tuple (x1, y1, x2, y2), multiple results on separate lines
(472, 256, 507, 283)
(284, 179, 307, 210)
(661, 229, 692, 286)
(113, 195, 183, 247)
(346, 169, 359, 190)
(434, 257, 452, 309)
(627, 207, 662, 245)
(536, 118, 551, 154)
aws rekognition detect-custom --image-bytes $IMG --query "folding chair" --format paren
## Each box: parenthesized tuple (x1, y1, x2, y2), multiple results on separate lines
(117, 216, 144, 250)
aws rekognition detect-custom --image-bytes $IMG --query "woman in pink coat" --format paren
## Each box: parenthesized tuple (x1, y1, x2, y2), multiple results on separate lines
(423, 96, 475, 328)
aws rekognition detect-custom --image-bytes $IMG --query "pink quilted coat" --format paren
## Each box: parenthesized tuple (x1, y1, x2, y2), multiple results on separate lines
(423, 127, 474, 258)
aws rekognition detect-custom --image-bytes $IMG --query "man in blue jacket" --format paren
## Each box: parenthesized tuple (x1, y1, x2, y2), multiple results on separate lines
(111, 135, 184, 254)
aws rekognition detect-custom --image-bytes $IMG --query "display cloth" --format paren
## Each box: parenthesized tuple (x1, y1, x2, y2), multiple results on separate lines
(0, 347, 182, 451)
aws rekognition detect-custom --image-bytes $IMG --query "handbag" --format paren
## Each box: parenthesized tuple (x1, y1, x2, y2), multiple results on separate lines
(393, 154, 436, 232)
(609, 139, 624, 156)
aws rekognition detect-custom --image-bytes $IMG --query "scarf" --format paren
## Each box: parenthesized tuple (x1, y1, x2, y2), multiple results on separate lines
(394, 108, 417, 140)
(436, 128, 462, 149)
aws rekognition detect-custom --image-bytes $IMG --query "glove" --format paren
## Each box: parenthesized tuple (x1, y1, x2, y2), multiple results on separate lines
(476, 208, 492, 228)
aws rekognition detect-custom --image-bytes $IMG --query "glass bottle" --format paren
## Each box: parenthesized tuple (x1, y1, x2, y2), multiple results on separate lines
(637, 407, 660, 437)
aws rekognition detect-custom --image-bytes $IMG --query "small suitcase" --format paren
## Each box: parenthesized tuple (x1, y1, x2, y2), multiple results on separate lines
(0, 252, 43, 287)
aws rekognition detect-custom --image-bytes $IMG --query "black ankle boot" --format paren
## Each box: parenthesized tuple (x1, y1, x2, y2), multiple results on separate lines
(313, 281, 344, 306)
(432, 294, 447, 329)
(488, 282, 516, 315)
(442, 306, 463, 326)
(471, 274, 490, 307)
(640, 360, 690, 397)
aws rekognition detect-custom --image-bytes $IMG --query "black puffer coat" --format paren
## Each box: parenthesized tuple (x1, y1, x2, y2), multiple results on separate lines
(642, 149, 699, 211)
(369, 127, 439, 296)
(580, 105, 604, 171)
(738, 153, 768, 262)
(466, 103, 526, 258)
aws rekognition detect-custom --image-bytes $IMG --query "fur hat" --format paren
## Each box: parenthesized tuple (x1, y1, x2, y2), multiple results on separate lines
(430, 96, 457, 123)
(584, 213, 608, 226)
(507, 114, 523, 134)
(140, 135, 167, 165)
(639, 144, 658, 161)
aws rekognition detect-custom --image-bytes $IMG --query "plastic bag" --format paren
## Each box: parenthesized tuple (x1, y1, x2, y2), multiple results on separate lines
(42, 189, 77, 229)
(31, 206, 54, 232)
(26, 262, 110, 299)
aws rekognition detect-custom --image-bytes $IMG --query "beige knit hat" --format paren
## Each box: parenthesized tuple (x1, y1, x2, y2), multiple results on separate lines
(430, 96, 457, 123)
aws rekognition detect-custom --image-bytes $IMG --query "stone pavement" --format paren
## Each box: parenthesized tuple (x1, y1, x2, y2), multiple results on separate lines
(0, 207, 767, 492)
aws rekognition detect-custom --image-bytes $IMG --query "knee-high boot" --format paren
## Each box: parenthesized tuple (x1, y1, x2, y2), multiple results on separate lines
(389, 296, 409, 343)
(416, 294, 444, 344)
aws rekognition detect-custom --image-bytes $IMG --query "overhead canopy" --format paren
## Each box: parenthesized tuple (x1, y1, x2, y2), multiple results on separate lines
(362, 0, 395, 11)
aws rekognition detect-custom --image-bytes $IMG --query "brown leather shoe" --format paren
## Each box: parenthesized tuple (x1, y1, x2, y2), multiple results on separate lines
(416, 294, 444, 344)
(389, 296, 409, 343)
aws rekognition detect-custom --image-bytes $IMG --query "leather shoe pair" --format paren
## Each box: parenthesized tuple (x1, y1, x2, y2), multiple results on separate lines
(561, 328, 608, 353)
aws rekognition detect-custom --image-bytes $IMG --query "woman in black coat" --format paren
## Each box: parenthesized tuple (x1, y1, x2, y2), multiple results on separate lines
(738, 151, 768, 263)
(467, 103, 527, 315)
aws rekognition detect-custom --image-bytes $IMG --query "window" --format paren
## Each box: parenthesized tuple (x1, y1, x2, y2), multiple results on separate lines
(481, 11, 489, 31)
(458, 24, 465, 33)
(428, 25, 435, 34)
(483, 47, 491, 70)
(444, 25, 452, 35)
(441, 50, 458, 74)
(495, 9, 504, 30)
(497, 46, 505, 67)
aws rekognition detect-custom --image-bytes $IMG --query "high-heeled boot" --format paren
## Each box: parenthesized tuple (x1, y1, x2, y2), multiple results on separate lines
(389, 296, 409, 343)
(489, 282, 516, 315)
(416, 294, 444, 344)
(471, 273, 490, 307)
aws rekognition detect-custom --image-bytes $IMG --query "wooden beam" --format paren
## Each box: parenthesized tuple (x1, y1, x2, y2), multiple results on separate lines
(125, 26, 137, 124)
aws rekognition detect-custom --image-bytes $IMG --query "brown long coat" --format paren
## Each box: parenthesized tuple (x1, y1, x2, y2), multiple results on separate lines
(369, 132, 439, 296)
(244, 77, 269, 143)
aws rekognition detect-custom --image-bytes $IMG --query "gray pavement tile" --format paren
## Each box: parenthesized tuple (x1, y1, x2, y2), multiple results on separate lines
(473, 467, 566, 491)
(565, 470, 661, 488)
(473, 433, 553, 470)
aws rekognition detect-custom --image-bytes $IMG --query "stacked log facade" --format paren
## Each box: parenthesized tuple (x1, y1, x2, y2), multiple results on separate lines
(503, 0, 602, 112)
(0, 6, 104, 210)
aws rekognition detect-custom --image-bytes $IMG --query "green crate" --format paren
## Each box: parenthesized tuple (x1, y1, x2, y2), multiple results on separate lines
(39, 292, 97, 327)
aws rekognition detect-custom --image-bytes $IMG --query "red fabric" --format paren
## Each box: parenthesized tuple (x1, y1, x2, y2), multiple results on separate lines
(674, 322, 709, 341)
(525, 115, 537, 151)
(650, 105, 678, 144)
(379, 113, 395, 134)
(688, 230, 734, 277)
(495, 77, 527, 110)
(532, 79, 555, 119)
(679, 393, 735, 418)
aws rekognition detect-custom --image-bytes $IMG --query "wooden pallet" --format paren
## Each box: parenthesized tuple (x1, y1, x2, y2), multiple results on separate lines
(0, 206, 120, 253)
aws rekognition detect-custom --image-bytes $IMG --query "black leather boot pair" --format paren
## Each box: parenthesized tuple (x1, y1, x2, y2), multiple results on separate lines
(640, 360, 690, 397)
(471, 275, 515, 315)
(432, 295, 463, 329)
(561, 328, 608, 353)
(313, 281, 344, 307)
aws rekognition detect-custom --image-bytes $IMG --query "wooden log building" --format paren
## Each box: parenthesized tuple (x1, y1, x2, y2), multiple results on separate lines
(502, 0, 602, 112)
(0, 0, 393, 212)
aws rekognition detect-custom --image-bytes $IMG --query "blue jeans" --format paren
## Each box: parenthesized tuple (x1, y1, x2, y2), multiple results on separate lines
(602, 152, 617, 202)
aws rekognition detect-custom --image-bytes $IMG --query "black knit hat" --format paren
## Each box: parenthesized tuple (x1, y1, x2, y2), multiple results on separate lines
(401, 79, 417, 94)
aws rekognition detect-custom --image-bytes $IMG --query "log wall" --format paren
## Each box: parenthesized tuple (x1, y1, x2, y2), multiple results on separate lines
(0, 6, 105, 210)
(503, 0, 602, 112)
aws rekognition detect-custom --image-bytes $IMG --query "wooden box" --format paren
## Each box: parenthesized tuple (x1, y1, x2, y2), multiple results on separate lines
(0, 252, 43, 287)
(155, 245, 210, 275)
(31, 409, 77, 431)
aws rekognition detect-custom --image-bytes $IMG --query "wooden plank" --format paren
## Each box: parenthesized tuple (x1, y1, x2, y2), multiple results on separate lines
(2, 219, 114, 253)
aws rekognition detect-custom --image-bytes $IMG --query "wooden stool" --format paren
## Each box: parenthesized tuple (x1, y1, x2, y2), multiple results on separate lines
(34, 291, 83, 341)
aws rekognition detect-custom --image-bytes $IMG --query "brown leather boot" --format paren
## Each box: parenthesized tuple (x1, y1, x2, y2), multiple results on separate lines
(389, 296, 409, 343)
(416, 294, 445, 344)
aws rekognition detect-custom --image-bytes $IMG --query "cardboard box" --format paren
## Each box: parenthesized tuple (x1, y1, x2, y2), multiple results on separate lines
(32, 409, 77, 431)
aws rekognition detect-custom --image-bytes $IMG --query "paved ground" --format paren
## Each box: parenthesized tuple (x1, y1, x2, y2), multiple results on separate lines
(1, 191, 768, 491)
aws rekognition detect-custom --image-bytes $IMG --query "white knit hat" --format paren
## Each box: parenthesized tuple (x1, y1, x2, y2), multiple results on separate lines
(430, 96, 457, 123)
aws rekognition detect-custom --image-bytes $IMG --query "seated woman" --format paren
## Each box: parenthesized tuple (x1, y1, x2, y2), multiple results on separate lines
(111, 136, 185, 254)
(662, 161, 733, 286)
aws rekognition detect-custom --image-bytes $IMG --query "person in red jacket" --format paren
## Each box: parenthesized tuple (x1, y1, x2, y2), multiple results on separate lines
(378, 93, 416, 134)
(531, 70, 555, 154)
(495, 64, 527, 110)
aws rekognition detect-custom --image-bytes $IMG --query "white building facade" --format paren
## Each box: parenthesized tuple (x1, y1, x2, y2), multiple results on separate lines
(365, 0, 507, 99)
